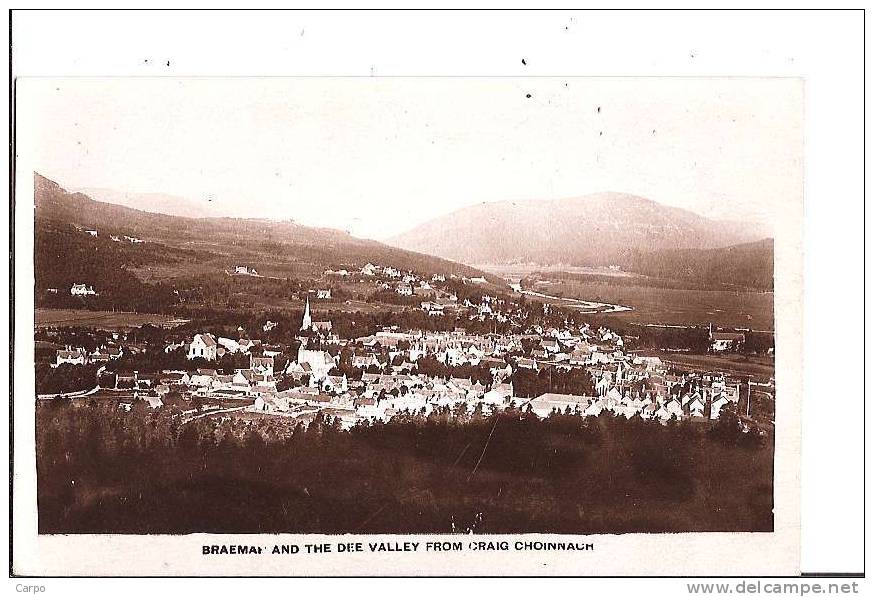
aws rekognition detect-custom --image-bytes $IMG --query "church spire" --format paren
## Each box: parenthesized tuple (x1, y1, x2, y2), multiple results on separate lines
(301, 296, 312, 331)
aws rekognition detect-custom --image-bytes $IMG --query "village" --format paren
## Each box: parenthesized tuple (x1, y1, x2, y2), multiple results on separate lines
(39, 260, 773, 433)
(18, 33, 828, 568)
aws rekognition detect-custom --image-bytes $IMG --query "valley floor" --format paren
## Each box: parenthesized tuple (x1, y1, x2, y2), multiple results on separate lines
(35, 308, 189, 329)
(520, 281, 773, 331)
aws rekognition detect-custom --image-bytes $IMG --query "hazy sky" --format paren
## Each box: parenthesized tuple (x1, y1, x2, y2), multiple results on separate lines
(19, 77, 801, 240)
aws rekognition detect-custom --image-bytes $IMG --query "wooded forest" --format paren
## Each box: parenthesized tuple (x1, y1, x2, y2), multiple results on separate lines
(36, 400, 773, 535)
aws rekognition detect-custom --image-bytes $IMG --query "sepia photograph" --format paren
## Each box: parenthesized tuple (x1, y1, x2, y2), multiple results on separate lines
(24, 77, 793, 536)
(7, 7, 864, 582)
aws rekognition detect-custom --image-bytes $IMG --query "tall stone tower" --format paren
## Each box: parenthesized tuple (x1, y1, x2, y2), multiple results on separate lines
(301, 296, 312, 331)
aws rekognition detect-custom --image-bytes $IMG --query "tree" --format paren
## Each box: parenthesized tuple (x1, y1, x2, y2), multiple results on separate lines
(710, 404, 743, 446)
(129, 397, 149, 415)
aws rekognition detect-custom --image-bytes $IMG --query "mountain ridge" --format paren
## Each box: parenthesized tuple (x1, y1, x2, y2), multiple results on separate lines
(33, 173, 500, 311)
(76, 186, 231, 219)
(388, 192, 769, 267)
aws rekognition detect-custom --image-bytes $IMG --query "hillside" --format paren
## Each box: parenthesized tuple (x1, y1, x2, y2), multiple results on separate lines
(34, 173, 498, 311)
(620, 238, 774, 291)
(388, 193, 768, 266)
(77, 187, 231, 219)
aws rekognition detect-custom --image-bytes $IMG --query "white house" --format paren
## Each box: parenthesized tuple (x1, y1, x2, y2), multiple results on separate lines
(187, 333, 218, 361)
(70, 283, 97, 296)
(296, 344, 337, 382)
(634, 355, 663, 370)
(665, 398, 684, 419)
(312, 321, 333, 334)
(55, 348, 88, 367)
(251, 355, 275, 376)
(144, 395, 164, 409)
(482, 383, 513, 406)
(528, 393, 591, 418)
(709, 324, 745, 352)
(352, 354, 381, 369)
(218, 337, 243, 353)
(91, 345, 122, 361)
(710, 395, 732, 419)
(654, 405, 671, 421)
(188, 370, 217, 388)
(321, 374, 348, 394)
(688, 396, 706, 418)
(421, 301, 445, 316)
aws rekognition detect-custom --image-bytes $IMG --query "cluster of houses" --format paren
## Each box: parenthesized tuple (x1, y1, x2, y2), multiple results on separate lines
(46, 257, 760, 428)
(231, 265, 259, 276)
(110, 234, 144, 244)
(79, 226, 142, 244)
(48, 301, 753, 429)
(329, 261, 463, 308)
(158, 312, 747, 428)
(708, 323, 747, 352)
(54, 344, 122, 366)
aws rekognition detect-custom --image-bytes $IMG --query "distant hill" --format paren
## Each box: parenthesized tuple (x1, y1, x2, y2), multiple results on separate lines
(34, 173, 497, 310)
(388, 193, 769, 267)
(77, 187, 231, 219)
(620, 238, 775, 291)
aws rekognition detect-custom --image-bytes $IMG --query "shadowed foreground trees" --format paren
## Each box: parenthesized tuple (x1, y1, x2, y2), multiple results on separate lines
(36, 400, 773, 535)
(35, 364, 100, 395)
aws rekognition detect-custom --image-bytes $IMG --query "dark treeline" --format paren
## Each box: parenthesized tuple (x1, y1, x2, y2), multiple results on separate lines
(627, 326, 711, 353)
(35, 363, 101, 395)
(366, 289, 422, 307)
(36, 400, 772, 535)
(510, 366, 596, 398)
(35, 326, 114, 354)
(585, 317, 774, 355)
(168, 305, 520, 343)
(103, 349, 258, 376)
(35, 222, 180, 313)
(619, 239, 775, 292)
(411, 356, 495, 385)
(523, 238, 774, 292)
(524, 270, 771, 293)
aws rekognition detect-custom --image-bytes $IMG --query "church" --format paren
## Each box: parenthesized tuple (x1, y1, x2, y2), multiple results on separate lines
(300, 296, 313, 330)
(295, 342, 337, 382)
(300, 296, 333, 333)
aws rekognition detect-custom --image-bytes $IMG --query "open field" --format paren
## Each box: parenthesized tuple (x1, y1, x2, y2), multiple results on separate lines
(516, 289, 631, 313)
(35, 309, 190, 330)
(522, 279, 774, 331)
(477, 263, 640, 283)
(633, 349, 775, 382)
(127, 256, 324, 283)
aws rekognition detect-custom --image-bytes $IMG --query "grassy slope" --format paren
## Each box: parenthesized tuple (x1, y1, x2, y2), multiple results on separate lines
(34, 174, 505, 307)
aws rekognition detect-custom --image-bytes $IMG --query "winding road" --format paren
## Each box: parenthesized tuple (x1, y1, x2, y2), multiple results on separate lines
(517, 288, 633, 314)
